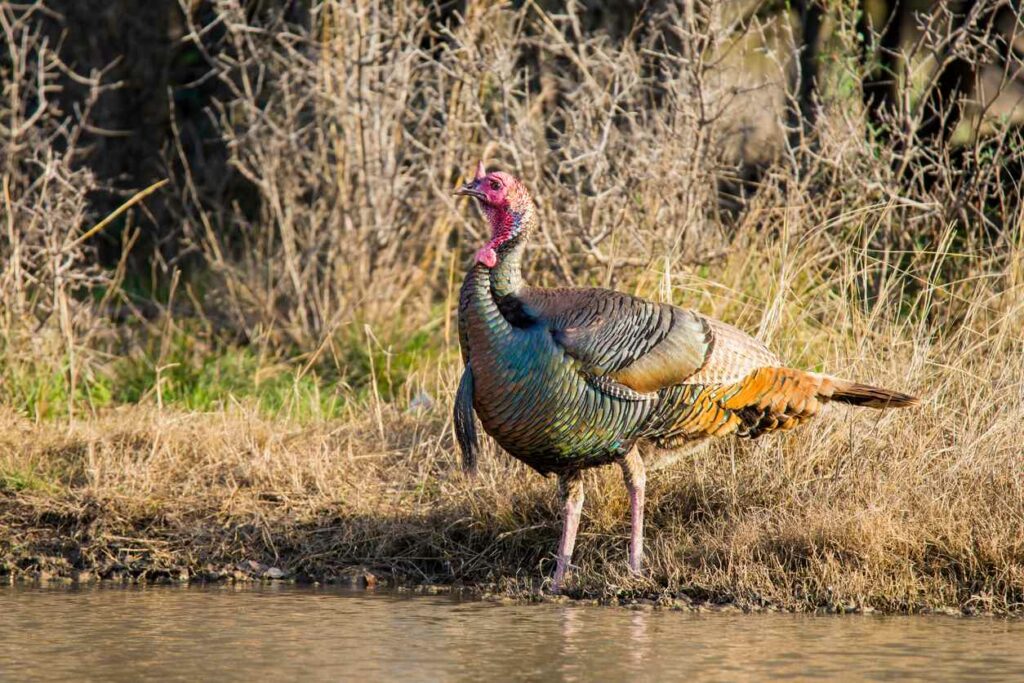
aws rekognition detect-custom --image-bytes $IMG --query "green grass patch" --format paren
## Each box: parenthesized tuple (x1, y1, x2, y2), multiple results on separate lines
(1, 313, 450, 421)
(0, 467, 56, 494)
(0, 350, 115, 421)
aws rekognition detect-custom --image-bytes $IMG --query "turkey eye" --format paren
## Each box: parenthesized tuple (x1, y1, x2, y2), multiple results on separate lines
(489, 180, 501, 191)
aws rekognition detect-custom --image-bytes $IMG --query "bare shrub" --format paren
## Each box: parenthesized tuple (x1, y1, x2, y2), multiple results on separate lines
(0, 2, 127, 415)
(181, 1, 789, 345)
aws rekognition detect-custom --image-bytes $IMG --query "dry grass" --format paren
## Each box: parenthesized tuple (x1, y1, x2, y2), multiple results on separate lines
(1, 1, 1023, 612)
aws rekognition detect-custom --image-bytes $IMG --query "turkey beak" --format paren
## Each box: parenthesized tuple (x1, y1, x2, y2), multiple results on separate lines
(453, 181, 486, 200)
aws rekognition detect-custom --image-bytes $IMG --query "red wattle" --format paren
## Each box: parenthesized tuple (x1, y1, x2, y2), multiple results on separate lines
(475, 246, 497, 268)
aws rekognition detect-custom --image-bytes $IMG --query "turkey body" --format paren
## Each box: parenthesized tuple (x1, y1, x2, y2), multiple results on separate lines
(457, 262, 821, 475)
(459, 264, 658, 475)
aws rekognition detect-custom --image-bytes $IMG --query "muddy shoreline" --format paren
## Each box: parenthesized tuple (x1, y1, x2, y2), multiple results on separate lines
(0, 535, 1002, 617)
(0, 570, 983, 618)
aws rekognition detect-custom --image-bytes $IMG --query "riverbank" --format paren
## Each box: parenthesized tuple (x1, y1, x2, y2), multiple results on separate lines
(2, 393, 1021, 615)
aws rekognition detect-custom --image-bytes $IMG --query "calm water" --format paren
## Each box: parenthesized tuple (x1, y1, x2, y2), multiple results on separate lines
(1, 585, 1022, 682)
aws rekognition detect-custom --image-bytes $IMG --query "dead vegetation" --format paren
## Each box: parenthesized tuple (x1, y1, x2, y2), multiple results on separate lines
(1, 1, 1023, 612)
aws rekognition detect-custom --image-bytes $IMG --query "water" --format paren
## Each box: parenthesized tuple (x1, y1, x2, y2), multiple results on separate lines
(1, 585, 1022, 682)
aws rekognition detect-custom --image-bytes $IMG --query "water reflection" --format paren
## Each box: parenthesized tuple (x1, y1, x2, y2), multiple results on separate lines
(1, 584, 1022, 682)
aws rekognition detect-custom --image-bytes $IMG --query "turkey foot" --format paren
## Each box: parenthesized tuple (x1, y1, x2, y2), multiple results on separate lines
(551, 473, 584, 593)
(619, 447, 646, 574)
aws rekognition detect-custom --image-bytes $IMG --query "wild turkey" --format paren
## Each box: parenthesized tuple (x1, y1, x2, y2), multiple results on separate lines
(452, 162, 917, 592)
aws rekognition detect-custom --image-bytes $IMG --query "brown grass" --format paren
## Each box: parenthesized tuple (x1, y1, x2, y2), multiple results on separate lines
(1, 1, 1023, 612)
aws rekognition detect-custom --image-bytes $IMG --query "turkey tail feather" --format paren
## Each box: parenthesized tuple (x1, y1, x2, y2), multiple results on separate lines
(821, 376, 918, 409)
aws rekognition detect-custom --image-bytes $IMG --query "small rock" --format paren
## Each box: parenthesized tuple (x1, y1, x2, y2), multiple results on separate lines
(264, 567, 286, 580)
(329, 566, 378, 588)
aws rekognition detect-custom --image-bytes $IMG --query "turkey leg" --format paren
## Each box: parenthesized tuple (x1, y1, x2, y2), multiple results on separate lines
(619, 447, 646, 573)
(551, 472, 584, 593)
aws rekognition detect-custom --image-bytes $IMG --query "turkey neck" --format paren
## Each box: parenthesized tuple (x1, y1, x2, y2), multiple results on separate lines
(489, 236, 525, 300)
(463, 261, 516, 372)
(462, 203, 535, 354)
(464, 234, 525, 333)
(462, 236, 528, 364)
(482, 199, 533, 301)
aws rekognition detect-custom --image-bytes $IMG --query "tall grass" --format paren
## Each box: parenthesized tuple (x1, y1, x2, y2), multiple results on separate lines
(1, 1, 1023, 611)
